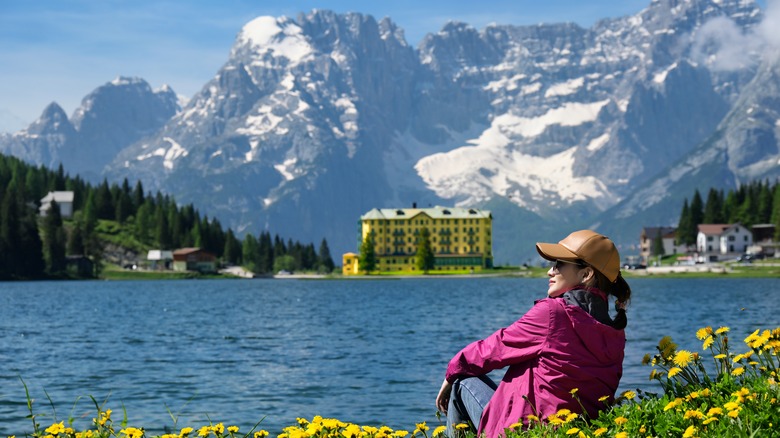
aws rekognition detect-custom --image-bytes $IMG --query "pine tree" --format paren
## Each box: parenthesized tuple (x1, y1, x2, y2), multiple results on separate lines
(652, 232, 665, 257)
(317, 238, 335, 273)
(242, 233, 259, 273)
(416, 227, 435, 273)
(703, 188, 724, 223)
(223, 229, 242, 265)
(259, 232, 274, 273)
(155, 205, 172, 249)
(677, 199, 693, 246)
(757, 181, 773, 224)
(690, 190, 704, 227)
(42, 200, 67, 275)
(67, 214, 86, 256)
(358, 233, 377, 274)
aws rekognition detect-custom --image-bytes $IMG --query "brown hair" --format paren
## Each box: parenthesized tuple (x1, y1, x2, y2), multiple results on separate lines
(588, 268, 631, 329)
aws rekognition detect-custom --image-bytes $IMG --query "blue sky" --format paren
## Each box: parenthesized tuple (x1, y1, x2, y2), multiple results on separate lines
(0, 0, 763, 131)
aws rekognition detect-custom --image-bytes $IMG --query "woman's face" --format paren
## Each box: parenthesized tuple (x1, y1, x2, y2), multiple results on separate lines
(547, 260, 585, 297)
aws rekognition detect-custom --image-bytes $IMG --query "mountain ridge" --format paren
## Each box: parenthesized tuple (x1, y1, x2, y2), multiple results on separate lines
(2, 0, 778, 263)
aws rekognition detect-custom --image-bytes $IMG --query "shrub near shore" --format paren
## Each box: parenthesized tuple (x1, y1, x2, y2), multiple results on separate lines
(16, 326, 780, 438)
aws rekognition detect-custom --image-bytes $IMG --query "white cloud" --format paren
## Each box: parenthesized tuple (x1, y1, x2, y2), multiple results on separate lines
(690, 0, 780, 71)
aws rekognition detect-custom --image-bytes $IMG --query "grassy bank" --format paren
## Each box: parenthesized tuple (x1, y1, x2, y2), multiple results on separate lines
(16, 325, 779, 438)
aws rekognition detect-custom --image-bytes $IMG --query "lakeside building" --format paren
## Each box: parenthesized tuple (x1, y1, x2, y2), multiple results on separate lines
(696, 223, 752, 261)
(173, 247, 217, 273)
(342, 206, 493, 275)
(39, 191, 74, 218)
(640, 226, 688, 263)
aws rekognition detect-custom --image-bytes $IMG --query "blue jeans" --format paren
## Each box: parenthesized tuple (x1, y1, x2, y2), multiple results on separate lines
(447, 376, 497, 437)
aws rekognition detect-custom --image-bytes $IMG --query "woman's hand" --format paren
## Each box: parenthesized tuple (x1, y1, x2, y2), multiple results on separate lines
(436, 379, 452, 414)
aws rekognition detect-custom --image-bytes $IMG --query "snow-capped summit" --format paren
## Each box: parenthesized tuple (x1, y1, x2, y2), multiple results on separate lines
(2, 0, 779, 261)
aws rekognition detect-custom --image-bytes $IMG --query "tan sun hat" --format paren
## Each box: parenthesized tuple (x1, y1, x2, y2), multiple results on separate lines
(536, 230, 620, 282)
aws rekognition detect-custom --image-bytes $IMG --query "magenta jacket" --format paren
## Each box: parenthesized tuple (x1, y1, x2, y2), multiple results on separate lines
(445, 294, 625, 438)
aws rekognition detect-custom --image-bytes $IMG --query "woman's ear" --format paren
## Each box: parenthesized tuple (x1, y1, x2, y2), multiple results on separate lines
(580, 267, 595, 284)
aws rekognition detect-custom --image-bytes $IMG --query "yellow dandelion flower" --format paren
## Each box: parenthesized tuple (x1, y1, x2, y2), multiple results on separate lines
(642, 354, 651, 365)
(734, 388, 750, 397)
(732, 367, 745, 376)
(682, 425, 696, 438)
(668, 367, 682, 378)
(548, 416, 564, 425)
(228, 427, 240, 433)
(393, 431, 409, 437)
(701, 388, 712, 397)
(598, 395, 610, 402)
(615, 432, 628, 438)
(714, 354, 727, 360)
(556, 409, 572, 416)
(566, 428, 580, 435)
(649, 369, 658, 380)
(181, 427, 194, 437)
(724, 402, 740, 410)
(674, 350, 694, 367)
(614, 416, 628, 426)
(455, 424, 469, 430)
(593, 428, 607, 436)
(432, 426, 446, 437)
(565, 413, 578, 423)
(45, 423, 65, 436)
(639, 425, 646, 433)
(703, 418, 718, 425)
(702, 336, 714, 350)
(413, 422, 429, 435)
(707, 407, 723, 416)
(120, 428, 144, 438)
(526, 414, 539, 422)
(621, 390, 637, 400)
(254, 432, 269, 438)
(343, 424, 361, 438)
(664, 398, 682, 411)
(727, 410, 740, 418)
(570, 388, 579, 395)
(197, 426, 211, 437)
(508, 422, 522, 430)
(716, 327, 730, 335)
(696, 327, 712, 340)
(684, 410, 704, 420)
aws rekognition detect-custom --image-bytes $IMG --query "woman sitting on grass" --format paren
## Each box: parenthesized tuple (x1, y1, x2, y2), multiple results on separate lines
(436, 230, 631, 438)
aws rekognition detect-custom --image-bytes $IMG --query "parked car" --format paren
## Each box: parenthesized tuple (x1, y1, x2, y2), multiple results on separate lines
(623, 263, 647, 270)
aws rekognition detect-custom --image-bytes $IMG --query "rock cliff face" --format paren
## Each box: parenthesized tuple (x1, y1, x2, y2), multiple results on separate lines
(1, 77, 178, 180)
(3, 0, 778, 261)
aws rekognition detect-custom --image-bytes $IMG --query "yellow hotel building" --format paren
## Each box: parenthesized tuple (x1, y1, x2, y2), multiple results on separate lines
(342, 206, 493, 275)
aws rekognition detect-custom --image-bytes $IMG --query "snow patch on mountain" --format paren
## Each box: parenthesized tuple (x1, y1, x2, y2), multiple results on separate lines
(489, 100, 609, 139)
(274, 157, 298, 181)
(545, 77, 585, 97)
(415, 101, 616, 211)
(237, 16, 314, 66)
(162, 137, 187, 170)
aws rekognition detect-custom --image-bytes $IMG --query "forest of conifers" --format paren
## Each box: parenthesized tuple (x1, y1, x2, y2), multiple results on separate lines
(0, 153, 334, 280)
(676, 180, 780, 246)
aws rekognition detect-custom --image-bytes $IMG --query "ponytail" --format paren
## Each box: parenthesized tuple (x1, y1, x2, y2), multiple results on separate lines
(591, 270, 631, 330)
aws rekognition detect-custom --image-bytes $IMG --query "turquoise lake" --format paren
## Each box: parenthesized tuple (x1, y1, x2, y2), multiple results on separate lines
(1, 277, 778, 434)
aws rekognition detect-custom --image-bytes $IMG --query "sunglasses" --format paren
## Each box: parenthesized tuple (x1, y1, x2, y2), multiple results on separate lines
(549, 259, 587, 272)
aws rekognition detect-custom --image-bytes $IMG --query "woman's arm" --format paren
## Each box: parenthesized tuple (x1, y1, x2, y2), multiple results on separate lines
(445, 299, 551, 381)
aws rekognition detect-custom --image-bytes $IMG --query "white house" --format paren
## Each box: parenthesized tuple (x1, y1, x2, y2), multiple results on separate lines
(696, 223, 752, 260)
(640, 226, 688, 262)
(147, 249, 174, 270)
(39, 191, 74, 218)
